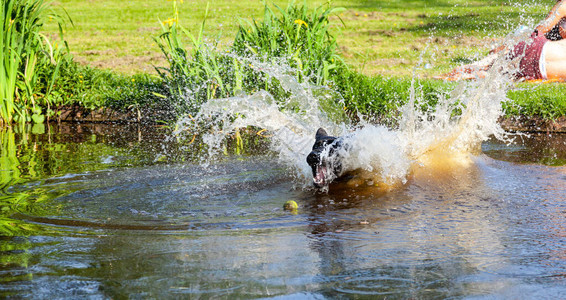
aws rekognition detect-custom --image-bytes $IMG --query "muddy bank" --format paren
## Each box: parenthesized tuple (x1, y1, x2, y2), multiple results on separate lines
(499, 116, 566, 133)
(51, 106, 566, 133)
(52, 105, 172, 124)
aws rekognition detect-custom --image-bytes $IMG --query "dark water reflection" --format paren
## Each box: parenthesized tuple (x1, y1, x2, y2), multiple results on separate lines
(1, 124, 565, 298)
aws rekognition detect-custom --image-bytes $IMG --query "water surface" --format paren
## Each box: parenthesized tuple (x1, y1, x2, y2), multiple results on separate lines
(1, 124, 565, 298)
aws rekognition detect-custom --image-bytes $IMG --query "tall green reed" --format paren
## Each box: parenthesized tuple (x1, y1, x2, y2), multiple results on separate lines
(154, 1, 238, 114)
(154, 0, 346, 116)
(233, 0, 345, 85)
(1, 0, 69, 125)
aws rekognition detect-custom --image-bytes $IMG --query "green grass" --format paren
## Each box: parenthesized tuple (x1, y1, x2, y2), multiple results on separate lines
(333, 70, 455, 124)
(506, 82, 566, 119)
(44, 0, 292, 74)
(334, 71, 566, 122)
(47, 57, 169, 116)
(33, 0, 566, 122)
(233, 1, 344, 85)
(44, 0, 555, 76)
(149, 1, 351, 116)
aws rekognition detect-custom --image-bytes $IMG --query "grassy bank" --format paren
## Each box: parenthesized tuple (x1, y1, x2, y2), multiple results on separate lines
(3, 0, 566, 125)
(44, 0, 553, 76)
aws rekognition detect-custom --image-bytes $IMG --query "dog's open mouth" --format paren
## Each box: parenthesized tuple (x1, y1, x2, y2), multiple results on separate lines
(313, 165, 327, 187)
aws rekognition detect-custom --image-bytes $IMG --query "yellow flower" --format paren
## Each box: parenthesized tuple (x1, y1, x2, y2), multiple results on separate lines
(162, 18, 177, 27)
(132, 78, 135, 82)
(294, 19, 308, 28)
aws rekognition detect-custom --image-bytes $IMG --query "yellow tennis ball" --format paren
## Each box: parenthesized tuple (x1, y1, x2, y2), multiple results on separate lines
(283, 200, 298, 211)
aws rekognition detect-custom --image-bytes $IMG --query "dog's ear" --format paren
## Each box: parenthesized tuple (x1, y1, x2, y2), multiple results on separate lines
(315, 128, 328, 140)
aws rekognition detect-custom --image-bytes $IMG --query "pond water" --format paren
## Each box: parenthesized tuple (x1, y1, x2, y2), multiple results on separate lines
(1, 123, 565, 299)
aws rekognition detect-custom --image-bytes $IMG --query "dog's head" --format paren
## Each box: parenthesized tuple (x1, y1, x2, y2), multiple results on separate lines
(306, 128, 344, 188)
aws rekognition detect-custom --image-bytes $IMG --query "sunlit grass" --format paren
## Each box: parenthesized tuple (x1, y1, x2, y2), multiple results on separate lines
(44, 0, 553, 76)
(506, 82, 566, 119)
(152, 1, 348, 116)
(37, 0, 566, 121)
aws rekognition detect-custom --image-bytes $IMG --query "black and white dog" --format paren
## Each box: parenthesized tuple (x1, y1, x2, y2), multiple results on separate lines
(306, 128, 348, 188)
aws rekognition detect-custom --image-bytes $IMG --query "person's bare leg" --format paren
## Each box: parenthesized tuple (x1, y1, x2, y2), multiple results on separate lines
(435, 53, 495, 80)
(543, 39, 566, 80)
(469, 52, 498, 69)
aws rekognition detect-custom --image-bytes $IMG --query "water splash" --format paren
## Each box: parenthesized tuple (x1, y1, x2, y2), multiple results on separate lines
(175, 30, 528, 189)
(174, 56, 348, 182)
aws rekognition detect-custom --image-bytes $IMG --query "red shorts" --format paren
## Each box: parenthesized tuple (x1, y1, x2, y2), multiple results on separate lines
(508, 35, 548, 80)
